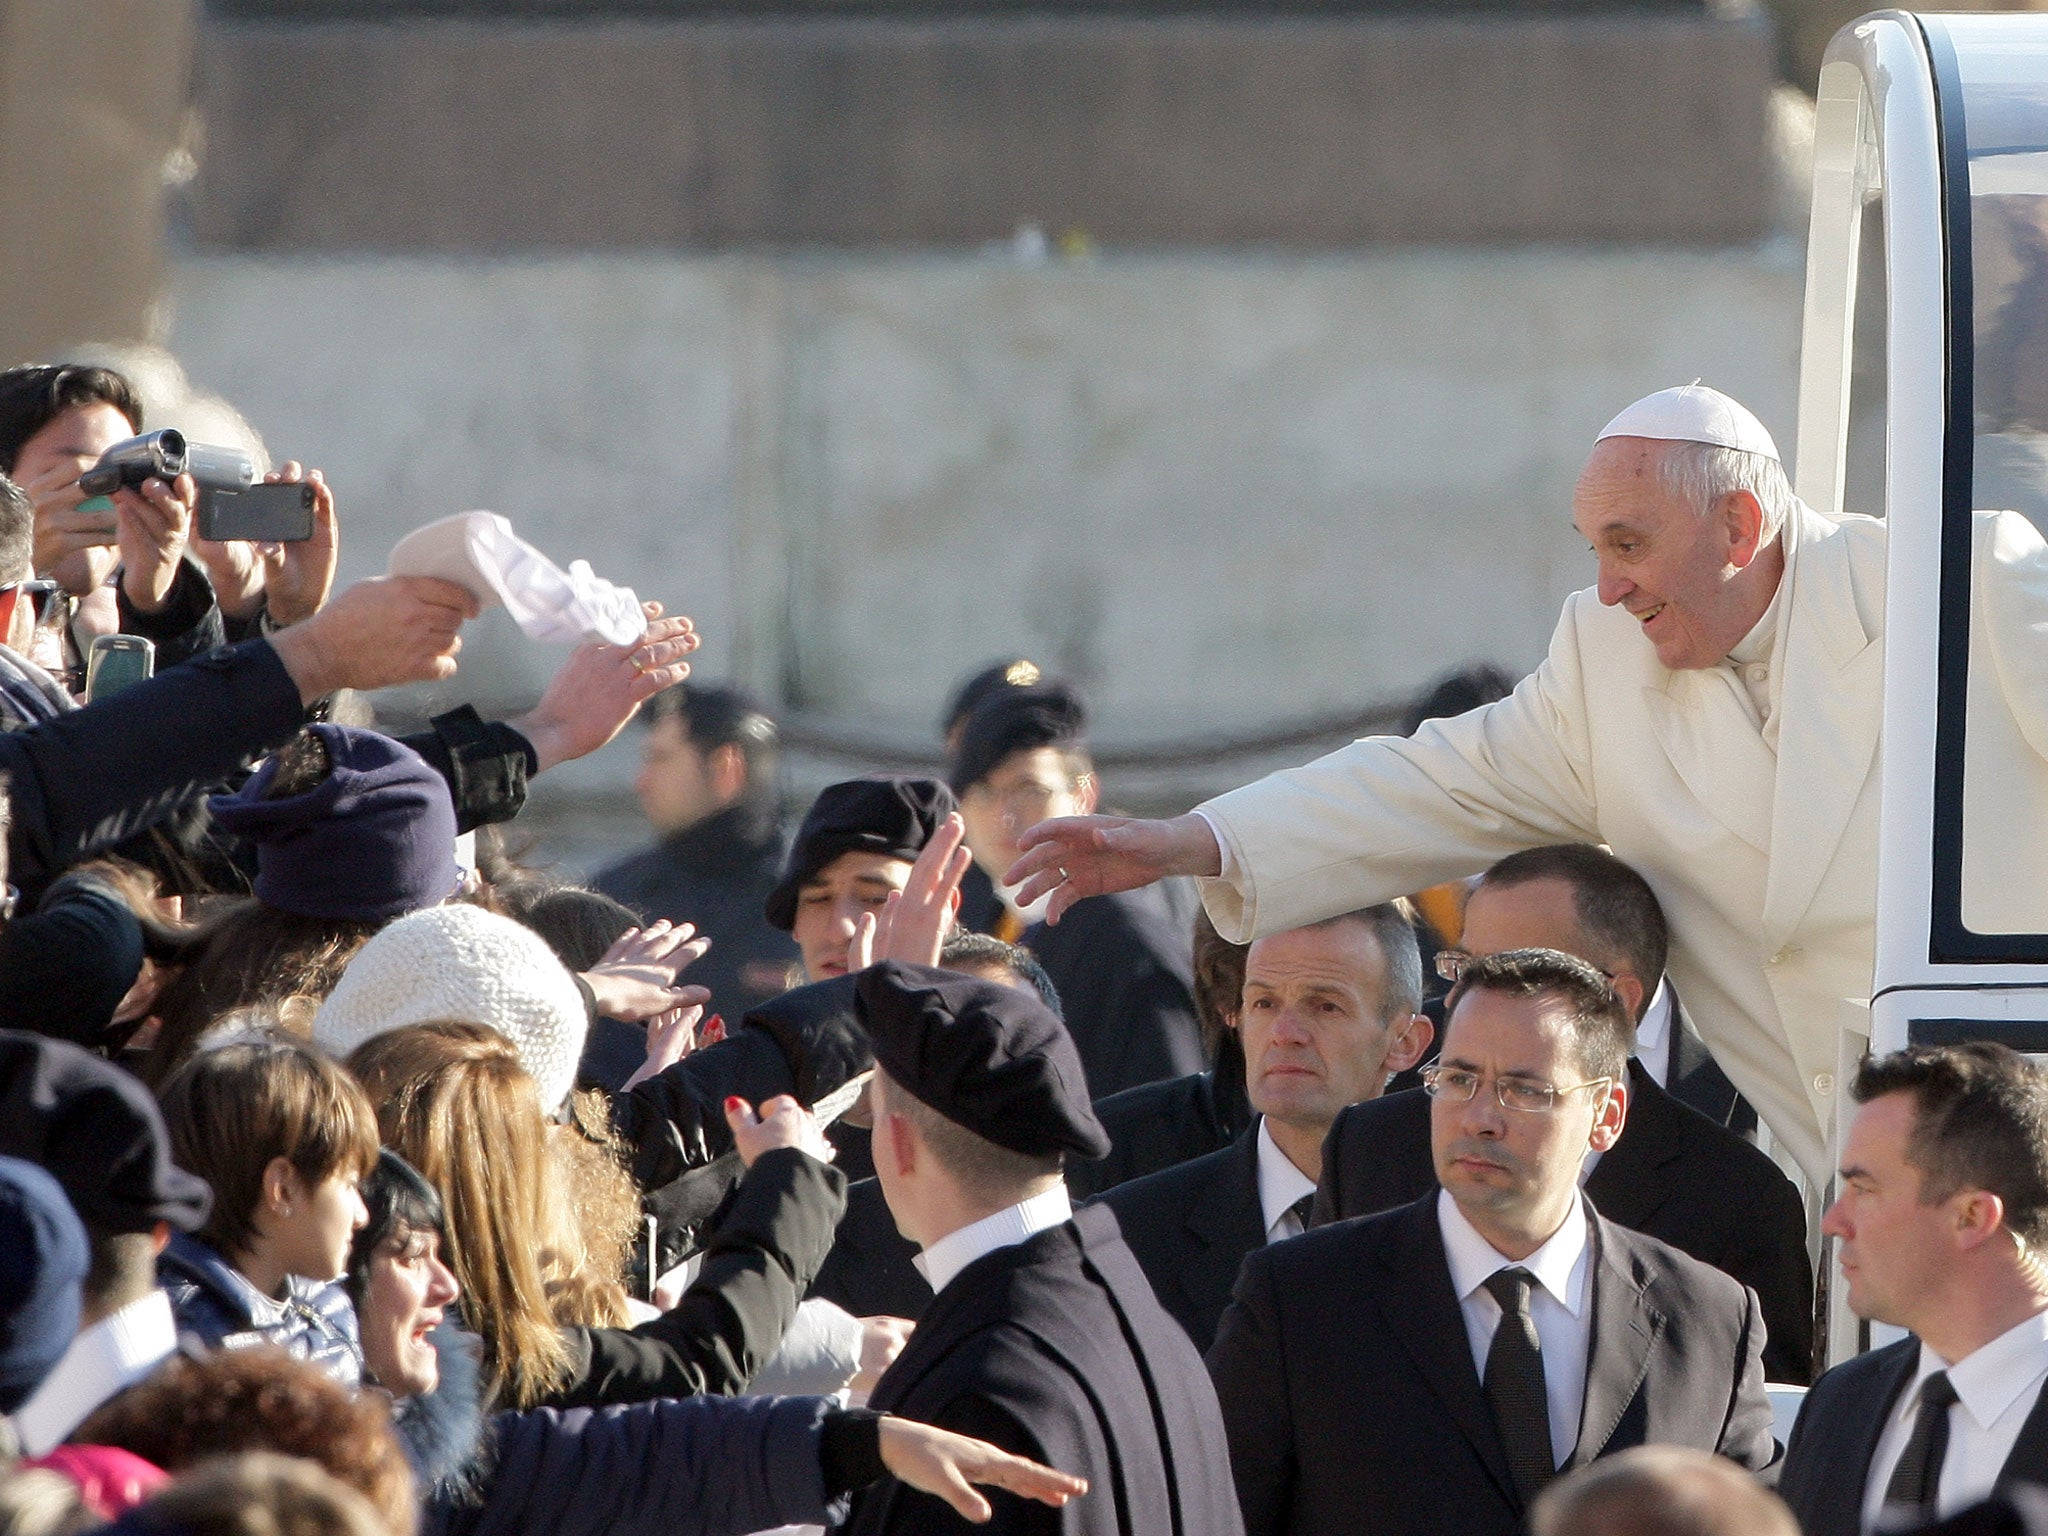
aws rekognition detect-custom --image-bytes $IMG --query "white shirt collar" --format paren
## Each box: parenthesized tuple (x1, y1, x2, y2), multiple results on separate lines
(1255, 1118, 1318, 1241)
(1922, 1309, 2048, 1433)
(1437, 1187, 1592, 1319)
(912, 1185, 1073, 1296)
(1634, 981, 1674, 1057)
(9, 1289, 178, 1457)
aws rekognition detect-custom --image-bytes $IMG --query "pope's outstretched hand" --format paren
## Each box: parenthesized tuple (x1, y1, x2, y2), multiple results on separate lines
(1004, 812, 1223, 924)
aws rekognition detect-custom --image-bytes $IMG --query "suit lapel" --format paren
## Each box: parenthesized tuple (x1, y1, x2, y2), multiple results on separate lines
(1762, 505, 1883, 945)
(1180, 1131, 1268, 1318)
(1641, 673, 1777, 855)
(1569, 1217, 1662, 1468)
(1369, 1196, 1519, 1504)
(1996, 1373, 2048, 1491)
(1584, 1064, 1685, 1231)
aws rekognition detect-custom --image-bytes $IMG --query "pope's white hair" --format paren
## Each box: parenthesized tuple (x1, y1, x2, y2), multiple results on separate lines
(1655, 441, 1794, 537)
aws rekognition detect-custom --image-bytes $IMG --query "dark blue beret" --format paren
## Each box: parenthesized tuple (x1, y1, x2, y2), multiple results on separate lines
(856, 960, 1108, 1160)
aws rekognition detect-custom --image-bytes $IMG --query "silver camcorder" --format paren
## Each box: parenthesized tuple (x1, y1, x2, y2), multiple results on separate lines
(78, 430, 315, 543)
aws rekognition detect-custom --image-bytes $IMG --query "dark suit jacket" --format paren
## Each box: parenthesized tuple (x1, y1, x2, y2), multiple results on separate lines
(1311, 1062, 1815, 1383)
(1023, 882, 1204, 1100)
(1779, 1336, 2048, 1536)
(1666, 1012, 1757, 1134)
(807, 1175, 933, 1322)
(1206, 1193, 1778, 1536)
(842, 1202, 1244, 1536)
(1096, 1128, 1267, 1352)
(1068, 1042, 1253, 1200)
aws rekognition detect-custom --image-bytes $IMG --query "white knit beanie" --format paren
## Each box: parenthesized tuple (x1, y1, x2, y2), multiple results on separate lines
(312, 903, 588, 1112)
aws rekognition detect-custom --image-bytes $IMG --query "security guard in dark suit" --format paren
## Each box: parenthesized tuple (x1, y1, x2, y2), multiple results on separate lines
(1312, 843, 1813, 1382)
(843, 962, 1243, 1536)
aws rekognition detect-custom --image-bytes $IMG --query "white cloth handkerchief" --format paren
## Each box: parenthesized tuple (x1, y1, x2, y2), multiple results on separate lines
(388, 511, 646, 647)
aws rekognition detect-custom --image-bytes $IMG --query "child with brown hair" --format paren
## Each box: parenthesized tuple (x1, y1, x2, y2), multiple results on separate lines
(154, 1034, 380, 1386)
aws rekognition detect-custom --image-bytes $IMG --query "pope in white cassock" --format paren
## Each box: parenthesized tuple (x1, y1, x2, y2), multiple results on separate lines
(1008, 383, 2048, 1184)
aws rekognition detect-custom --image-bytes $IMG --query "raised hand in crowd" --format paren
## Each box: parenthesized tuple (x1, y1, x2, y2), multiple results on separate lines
(874, 1416, 1087, 1523)
(726, 1092, 836, 1167)
(584, 917, 711, 1024)
(849, 811, 973, 970)
(266, 573, 480, 700)
(619, 994, 708, 1093)
(190, 460, 340, 627)
(110, 472, 197, 616)
(510, 601, 699, 772)
(1006, 810, 1223, 922)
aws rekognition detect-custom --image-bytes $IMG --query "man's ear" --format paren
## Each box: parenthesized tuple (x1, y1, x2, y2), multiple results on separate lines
(1385, 1014, 1434, 1074)
(882, 1108, 918, 1180)
(1609, 970, 1647, 1024)
(1952, 1188, 2010, 1255)
(1588, 1079, 1630, 1153)
(1721, 489, 1768, 569)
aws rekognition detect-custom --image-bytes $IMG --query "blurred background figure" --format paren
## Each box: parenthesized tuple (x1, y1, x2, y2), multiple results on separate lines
(596, 683, 798, 1018)
(1529, 1446, 1797, 1536)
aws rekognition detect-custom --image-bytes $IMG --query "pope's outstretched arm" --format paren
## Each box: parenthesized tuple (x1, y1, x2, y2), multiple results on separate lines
(1009, 596, 1606, 939)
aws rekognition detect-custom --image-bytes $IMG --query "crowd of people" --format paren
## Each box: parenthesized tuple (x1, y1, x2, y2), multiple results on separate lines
(1, 358, 2047, 1536)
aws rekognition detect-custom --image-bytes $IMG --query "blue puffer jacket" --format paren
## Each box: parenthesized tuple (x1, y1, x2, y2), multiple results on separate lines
(157, 1232, 364, 1388)
(403, 1323, 848, 1536)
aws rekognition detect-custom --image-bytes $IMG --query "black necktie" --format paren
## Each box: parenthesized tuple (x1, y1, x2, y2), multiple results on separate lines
(1883, 1371, 1960, 1519)
(1482, 1267, 1556, 1506)
(1286, 1193, 1314, 1233)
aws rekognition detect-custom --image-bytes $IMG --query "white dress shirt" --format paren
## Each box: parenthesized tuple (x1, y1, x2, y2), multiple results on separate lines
(1254, 1117, 1318, 1243)
(1861, 1310, 2048, 1531)
(10, 1288, 178, 1456)
(1438, 1188, 1594, 1471)
(1633, 981, 1676, 1090)
(912, 1185, 1074, 1296)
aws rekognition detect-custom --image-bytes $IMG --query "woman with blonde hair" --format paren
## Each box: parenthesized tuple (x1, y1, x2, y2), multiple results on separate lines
(346, 1022, 842, 1412)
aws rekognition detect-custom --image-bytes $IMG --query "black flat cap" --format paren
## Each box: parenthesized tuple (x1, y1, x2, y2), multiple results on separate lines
(0, 1031, 211, 1236)
(947, 682, 1090, 796)
(856, 960, 1108, 1159)
(766, 776, 958, 932)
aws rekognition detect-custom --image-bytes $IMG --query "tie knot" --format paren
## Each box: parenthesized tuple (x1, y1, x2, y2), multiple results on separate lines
(1484, 1267, 1537, 1315)
(1921, 1371, 1959, 1410)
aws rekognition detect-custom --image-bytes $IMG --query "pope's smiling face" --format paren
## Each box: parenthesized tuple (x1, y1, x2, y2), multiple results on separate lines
(1572, 436, 1777, 672)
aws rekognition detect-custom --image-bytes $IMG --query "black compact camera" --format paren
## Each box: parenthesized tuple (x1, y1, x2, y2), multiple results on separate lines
(80, 430, 315, 543)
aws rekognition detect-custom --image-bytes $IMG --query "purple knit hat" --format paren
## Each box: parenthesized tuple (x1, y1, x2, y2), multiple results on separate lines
(208, 724, 460, 923)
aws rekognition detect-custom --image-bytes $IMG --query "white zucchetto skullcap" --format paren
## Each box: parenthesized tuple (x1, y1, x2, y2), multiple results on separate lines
(312, 902, 588, 1113)
(1595, 382, 1781, 462)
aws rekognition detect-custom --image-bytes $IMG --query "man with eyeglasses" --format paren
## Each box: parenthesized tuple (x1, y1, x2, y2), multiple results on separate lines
(948, 683, 1202, 1099)
(1206, 947, 1777, 1536)
(1313, 844, 1813, 1383)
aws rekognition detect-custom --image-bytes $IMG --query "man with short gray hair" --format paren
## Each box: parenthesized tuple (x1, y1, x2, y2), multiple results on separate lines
(1099, 902, 1430, 1350)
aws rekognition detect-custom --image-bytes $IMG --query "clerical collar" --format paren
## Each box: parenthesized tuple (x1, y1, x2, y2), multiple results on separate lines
(913, 1185, 1073, 1295)
(11, 1288, 178, 1457)
(1727, 566, 1783, 670)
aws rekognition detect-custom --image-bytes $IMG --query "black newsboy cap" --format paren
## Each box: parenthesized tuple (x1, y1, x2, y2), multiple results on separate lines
(856, 960, 1109, 1160)
(0, 1031, 211, 1236)
(766, 776, 958, 932)
(947, 682, 1089, 796)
